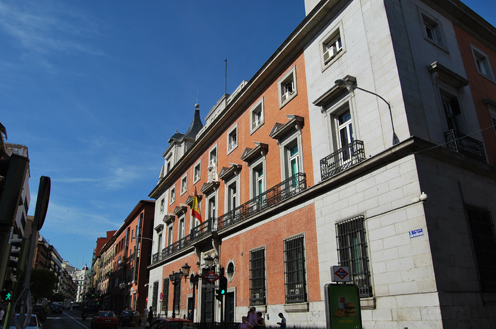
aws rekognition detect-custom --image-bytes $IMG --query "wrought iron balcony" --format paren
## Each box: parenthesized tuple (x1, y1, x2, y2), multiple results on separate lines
(151, 218, 216, 265)
(218, 173, 307, 230)
(445, 129, 486, 162)
(320, 140, 366, 181)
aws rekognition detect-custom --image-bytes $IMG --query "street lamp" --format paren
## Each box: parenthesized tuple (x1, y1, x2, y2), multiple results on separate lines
(181, 255, 217, 323)
(335, 78, 399, 145)
(169, 270, 184, 318)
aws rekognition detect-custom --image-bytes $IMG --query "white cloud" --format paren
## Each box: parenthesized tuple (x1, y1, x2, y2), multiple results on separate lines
(0, 1, 103, 65)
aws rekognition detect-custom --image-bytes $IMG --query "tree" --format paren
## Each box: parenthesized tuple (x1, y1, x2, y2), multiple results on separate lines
(30, 269, 57, 301)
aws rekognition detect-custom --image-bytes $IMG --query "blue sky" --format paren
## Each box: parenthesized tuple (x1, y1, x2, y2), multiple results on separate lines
(1, 0, 495, 270)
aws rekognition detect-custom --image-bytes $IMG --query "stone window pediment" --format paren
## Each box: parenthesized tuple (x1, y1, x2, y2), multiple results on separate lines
(154, 224, 164, 232)
(200, 181, 219, 196)
(163, 214, 175, 225)
(241, 142, 268, 163)
(269, 115, 304, 141)
(219, 163, 242, 181)
(173, 204, 188, 216)
(186, 193, 203, 207)
(428, 61, 469, 88)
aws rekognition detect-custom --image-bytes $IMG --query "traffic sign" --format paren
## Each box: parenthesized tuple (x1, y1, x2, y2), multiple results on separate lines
(202, 271, 219, 284)
(160, 292, 163, 300)
(331, 266, 350, 282)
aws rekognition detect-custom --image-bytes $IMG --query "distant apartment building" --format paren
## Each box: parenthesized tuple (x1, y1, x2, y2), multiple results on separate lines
(144, 0, 496, 328)
(95, 201, 154, 314)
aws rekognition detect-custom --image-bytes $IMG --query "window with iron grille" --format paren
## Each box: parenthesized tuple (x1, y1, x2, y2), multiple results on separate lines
(250, 248, 266, 305)
(466, 207, 496, 292)
(336, 216, 372, 297)
(174, 279, 181, 315)
(152, 281, 159, 311)
(284, 235, 307, 303)
(162, 278, 169, 312)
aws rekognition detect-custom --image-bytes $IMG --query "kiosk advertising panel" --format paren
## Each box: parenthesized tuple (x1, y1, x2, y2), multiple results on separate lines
(324, 283, 362, 329)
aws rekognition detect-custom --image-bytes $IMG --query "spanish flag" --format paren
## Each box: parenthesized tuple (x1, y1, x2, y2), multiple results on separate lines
(192, 187, 203, 223)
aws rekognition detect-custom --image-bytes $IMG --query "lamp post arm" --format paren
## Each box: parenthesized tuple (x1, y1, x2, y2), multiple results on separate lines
(354, 86, 398, 144)
(354, 86, 391, 110)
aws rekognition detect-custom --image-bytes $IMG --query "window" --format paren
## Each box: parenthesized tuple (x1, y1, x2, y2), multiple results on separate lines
(226, 261, 235, 281)
(336, 216, 373, 297)
(178, 216, 185, 240)
(466, 207, 496, 292)
(227, 125, 238, 153)
(167, 225, 173, 246)
(194, 162, 201, 183)
(421, 13, 444, 48)
(441, 91, 462, 131)
(322, 29, 343, 65)
(227, 181, 237, 212)
(250, 99, 264, 133)
(207, 195, 216, 220)
(160, 199, 165, 213)
(209, 147, 217, 166)
(181, 175, 187, 195)
(284, 235, 307, 303)
(252, 163, 264, 198)
(250, 248, 266, 305)
(471, 46, 494, 80)
(338, 110, 354, 162)
(173, 280, 181, 315)
(152, 281, 159, 311)
(170, 187, 176, 204)
(278, 66, 297, 108)
(490, 109, 496, 136)
(162, 278, 169, 312)
(157, 233, 162, 254)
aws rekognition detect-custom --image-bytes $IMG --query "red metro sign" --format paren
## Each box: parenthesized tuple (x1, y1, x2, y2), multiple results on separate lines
(331, 266, 350, 282)
(202, 271, 219, 284)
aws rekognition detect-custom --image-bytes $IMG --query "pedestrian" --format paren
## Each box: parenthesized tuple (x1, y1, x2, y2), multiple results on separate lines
(239, 316, 253, 329)
(147, 306, 153, 325)
(143, 306, 148, 326)
(188, 309, 193, 321)
(256, 311, 266, 328)
(277, 313, 286, 329)
(248, 307, 257, 328)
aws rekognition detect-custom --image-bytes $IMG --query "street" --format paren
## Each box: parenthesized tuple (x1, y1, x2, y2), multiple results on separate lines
(41, 309, 142, 329)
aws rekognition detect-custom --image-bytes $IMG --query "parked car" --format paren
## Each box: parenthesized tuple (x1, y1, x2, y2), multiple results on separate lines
(51, 303, 63, 314)
(10, 314, 42, 329)
(72, 302, 81, 309)
(119, 310, 141, 326)
(146, 318, 196, 329)
(91, 311, 118, 329)
(32, 305, 47, 322)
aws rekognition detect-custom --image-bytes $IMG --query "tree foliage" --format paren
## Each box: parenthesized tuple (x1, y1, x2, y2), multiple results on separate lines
(30, 269, 57, 300)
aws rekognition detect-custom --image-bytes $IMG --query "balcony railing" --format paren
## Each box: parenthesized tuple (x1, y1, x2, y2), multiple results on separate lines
(152, 218, 215, 265)
(151, 174, 307, 265)
(320, 140, 366, 181)
(218, 173, 307, 230)
(445, 129, 486, 162)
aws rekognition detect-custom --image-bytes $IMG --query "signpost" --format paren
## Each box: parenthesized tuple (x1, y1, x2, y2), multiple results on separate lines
(331, 266, 350, 282)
